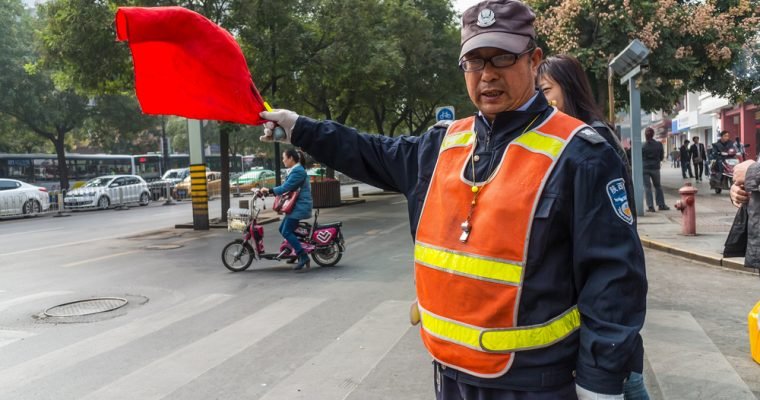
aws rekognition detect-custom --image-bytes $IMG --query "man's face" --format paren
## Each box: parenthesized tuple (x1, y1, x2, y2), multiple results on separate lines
(721, 133, 729, 143)
(463, 46, 543, 122)
(693, 138, 699, 144)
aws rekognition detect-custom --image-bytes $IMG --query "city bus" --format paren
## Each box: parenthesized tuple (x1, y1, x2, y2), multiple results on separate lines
(164, 154, 245, 172)
(0, 153, 246, 190)
(0, 153, 135, 190)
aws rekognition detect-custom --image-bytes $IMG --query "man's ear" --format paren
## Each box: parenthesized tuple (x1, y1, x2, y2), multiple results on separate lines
(530, 47, 544, 74)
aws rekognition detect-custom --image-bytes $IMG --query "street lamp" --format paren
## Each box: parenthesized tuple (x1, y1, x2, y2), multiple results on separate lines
(609, 39, 650, 217)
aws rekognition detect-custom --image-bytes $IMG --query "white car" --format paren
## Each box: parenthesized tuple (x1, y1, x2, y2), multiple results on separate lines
(64, 175, 151, 210)
(161, 168, 190, 185)
(0, 178, 50, 217)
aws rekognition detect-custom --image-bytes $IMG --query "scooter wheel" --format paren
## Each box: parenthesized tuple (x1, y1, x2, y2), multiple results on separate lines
(312, 242, 342, 267)
(222, 239, 255, 272)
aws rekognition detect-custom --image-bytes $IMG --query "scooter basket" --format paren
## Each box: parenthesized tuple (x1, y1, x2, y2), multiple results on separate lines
(227, 207, 252, 232)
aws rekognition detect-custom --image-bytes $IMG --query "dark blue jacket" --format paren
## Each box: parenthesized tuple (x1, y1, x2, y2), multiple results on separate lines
(273, 164, 312, 220)
(291, 93, 646, 395)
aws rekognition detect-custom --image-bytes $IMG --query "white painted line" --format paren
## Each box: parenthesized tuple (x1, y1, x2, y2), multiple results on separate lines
(0, 291, 72, 313)
(61, 250, 141, 268)
(642, 309, 755, 399)
(391, 200, 407, 204)
(345, 221, 408, 247)
(260, 300, 411, 400)
(0, 227, 64, 237)
(82, 297, 324, 400)
(0, 294, 231, 392)
(0, 330, 36, 349)
(0, 236, 122, 257)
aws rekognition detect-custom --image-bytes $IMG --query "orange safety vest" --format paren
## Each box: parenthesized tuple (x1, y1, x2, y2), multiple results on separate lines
(414, 111, 586, 378)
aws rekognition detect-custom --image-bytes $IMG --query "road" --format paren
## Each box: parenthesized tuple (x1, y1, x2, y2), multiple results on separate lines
(0, 188, 757, 399)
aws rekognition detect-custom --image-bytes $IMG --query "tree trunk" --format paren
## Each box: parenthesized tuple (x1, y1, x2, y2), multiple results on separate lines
(53, 134, 69, 190)
(595, 77, 609, 122)
(220, 129, 230, 222)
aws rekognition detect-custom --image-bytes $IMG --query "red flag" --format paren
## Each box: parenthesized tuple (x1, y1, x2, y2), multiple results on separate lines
(115, 6, 267, 125)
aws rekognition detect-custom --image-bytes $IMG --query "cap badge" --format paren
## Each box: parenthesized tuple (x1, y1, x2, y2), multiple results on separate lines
(477, 9, 496, 27)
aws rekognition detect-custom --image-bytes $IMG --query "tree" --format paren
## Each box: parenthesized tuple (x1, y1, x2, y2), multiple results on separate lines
(528, 0, 760, 112)
(0, 0, 90, 190)
(0, 114, 50, 153)
(73, 94, 160, 154)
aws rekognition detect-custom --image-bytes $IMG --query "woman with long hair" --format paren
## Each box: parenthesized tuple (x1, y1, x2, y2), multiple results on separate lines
(262, 148, 313, 271)
(537, 54, 651, 399)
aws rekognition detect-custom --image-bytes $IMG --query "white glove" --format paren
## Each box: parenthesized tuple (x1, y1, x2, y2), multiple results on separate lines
(259, 109, 299, 144)
(576, 385, 624, 400)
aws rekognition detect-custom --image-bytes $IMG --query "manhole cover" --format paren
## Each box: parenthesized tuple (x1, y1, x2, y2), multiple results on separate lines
(44, 297, 128, 317)
(145, 244, 183, 250)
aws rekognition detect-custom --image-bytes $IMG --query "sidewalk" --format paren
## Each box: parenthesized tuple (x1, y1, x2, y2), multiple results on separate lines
(636, 164, 755, 272)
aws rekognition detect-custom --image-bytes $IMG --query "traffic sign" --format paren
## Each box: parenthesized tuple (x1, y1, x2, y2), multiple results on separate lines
(435, 106, 455, 122)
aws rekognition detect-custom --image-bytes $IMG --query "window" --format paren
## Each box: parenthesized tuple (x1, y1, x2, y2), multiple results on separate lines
(0, 180, 20, 190)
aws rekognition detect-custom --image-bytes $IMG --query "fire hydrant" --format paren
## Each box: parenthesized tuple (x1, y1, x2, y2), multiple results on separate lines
(674, 182, 698, 235)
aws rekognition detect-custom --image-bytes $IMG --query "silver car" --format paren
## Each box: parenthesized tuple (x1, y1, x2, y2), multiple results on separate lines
(64, 175, 151, 210)
(0, 178, 51, 217)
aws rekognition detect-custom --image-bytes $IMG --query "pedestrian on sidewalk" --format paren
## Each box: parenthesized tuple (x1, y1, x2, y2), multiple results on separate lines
(730, 160, 760, 269)
(259, 1, 647, 398)
(679, 139, 694, 179)
(690, 136, 706, 182)
(642, 128, 670, 212)
(671, 146, 680, 168)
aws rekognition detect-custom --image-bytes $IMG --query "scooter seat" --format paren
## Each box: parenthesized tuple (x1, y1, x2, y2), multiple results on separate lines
(316, 221, 342, 229)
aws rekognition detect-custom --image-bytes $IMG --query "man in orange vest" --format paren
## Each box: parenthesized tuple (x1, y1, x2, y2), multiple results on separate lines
(260, 1, 646, 399)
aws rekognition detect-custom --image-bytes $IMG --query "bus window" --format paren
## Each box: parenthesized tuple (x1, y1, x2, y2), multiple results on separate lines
(5, 158, 33, 181)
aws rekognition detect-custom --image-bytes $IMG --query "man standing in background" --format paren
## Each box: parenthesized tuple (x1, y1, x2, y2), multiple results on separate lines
(642, 128, 669, 212)
(690, 136, 706, 182)
(679, 139, 694, 179)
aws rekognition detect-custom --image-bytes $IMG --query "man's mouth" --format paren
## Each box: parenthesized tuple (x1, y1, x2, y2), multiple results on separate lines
(480, 89, 504, 99)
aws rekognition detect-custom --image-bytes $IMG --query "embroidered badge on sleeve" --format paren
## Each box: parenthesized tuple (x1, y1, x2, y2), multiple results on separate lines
(606, 178, 633, 225)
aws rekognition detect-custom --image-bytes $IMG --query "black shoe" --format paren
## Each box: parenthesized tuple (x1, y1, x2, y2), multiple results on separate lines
(647, 207, 656, 212)
(658, 205, 670, 211)
(293, 252, 310, 272)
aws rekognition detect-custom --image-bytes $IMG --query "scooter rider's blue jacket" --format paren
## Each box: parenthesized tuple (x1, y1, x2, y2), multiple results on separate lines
(289, 92, 647, 395)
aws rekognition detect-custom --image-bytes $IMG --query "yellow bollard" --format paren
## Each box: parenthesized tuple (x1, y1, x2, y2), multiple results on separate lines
(749, 300, 760, 364)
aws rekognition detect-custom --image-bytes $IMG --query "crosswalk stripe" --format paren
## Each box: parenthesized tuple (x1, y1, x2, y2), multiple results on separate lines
(642, 309, 755, 399)
(62, 250, 141, 267)
(260, 300, 411, 400)
(81, 297, 325, 400)
(0, 291, 72, 313)
(0, 293, 231, 392)
(0, 330, 36, 349)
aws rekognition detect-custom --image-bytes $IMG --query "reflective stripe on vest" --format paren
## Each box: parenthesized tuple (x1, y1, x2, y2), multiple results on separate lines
(419, 304, 581, 353)
(415, 242, 522, 285)
(414, 111, 586, 377)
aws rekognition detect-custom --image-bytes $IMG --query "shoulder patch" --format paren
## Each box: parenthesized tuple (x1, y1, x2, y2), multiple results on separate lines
(606, 178, 633, 225)
(576, 127, 606, 144)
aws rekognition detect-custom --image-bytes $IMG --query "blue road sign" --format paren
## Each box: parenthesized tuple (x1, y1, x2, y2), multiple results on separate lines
(435, 106, 455, 122)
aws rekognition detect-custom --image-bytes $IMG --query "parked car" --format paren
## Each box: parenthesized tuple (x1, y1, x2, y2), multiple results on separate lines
(230, 168, 276, 193)
(173, 171, 222, 200)
(161, 168, 190, 185)
(0, 178, 50, 217)
(64, 175, 151, 210)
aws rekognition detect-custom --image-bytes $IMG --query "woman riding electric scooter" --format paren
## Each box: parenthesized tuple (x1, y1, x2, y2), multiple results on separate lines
(261, 148, 313, 271)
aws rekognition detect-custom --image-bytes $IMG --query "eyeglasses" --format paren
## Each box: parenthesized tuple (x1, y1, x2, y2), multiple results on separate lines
(459, 48, 535, 72)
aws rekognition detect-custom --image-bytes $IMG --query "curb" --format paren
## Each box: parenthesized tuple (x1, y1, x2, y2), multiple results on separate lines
(640, 237, 757, 274)
(174, 216, 280, 229)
